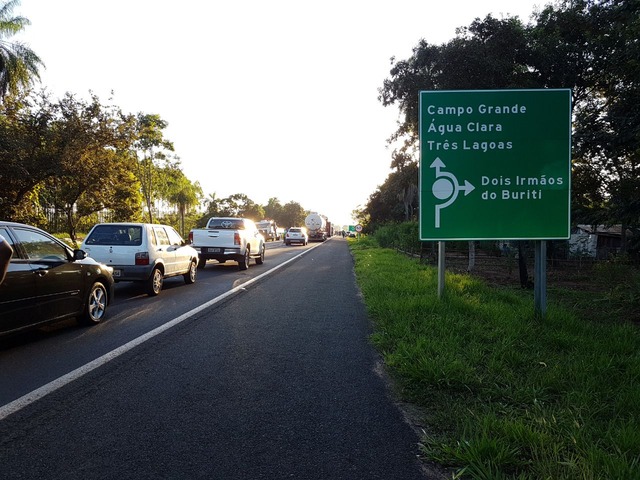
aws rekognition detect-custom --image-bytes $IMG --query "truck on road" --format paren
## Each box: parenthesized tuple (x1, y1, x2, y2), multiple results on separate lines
(304, 213, 332, 242)
(189, 217, 265, 270)
(256, 220, 278, 242)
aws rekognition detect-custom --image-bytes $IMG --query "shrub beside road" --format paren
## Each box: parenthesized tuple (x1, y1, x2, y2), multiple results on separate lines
(348, 236, 640, 479)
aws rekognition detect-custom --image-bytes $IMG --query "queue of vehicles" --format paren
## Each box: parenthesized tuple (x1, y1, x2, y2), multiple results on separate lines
(0, 215, 336, 337)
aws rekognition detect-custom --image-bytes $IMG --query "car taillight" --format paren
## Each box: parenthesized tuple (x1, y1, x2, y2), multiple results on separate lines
(285, 233, 290, 238)
(234, 233, 241, 245)
(188, 231, 193, 243)
(135, 252, 150, 265)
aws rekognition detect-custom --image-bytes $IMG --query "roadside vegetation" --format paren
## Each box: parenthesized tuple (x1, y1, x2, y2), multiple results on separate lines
(0, 3, 312, 242)
(349, 236, 640, 479)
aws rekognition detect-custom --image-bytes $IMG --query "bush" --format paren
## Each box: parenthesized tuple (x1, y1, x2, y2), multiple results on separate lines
(373, 221, 421, 254)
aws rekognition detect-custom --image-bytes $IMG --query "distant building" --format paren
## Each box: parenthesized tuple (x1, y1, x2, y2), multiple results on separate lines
(569, 225, 629, 259)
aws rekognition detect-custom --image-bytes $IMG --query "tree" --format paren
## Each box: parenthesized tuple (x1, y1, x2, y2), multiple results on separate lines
(0, 91, 60, 224)
(279, 201, 306, 229)
(578, 0, 640, 250)
(209, 193, 265, 220)
(42, 93, 141, 244)
(375, 14, 533, 228)
(376, 2, 640, 267)
(363, 162, 419, 229)
(378, 14, 537, 281)
(263, 197, 283, 222)
(0, 0, 43, 100)
(132, 113, 174, 224)
(379, 14, 533, 150)
(164, 167, 202, 236)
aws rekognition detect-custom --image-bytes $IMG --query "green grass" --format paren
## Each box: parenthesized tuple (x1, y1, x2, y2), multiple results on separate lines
(348, 237, 640, 479)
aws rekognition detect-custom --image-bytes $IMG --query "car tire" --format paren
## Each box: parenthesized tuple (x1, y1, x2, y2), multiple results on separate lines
(285, 241, 290, 246)
(256, 244, 265, 265)
(197, 257, 207, 269)
(78, 281, 108, 325)
(238, 248, 250, 271)
(146, 267, 163, 296)
(184, 259, 197, 284)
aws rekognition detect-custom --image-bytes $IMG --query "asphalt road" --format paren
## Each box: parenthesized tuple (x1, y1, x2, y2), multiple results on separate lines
(0, 238, 429, 479)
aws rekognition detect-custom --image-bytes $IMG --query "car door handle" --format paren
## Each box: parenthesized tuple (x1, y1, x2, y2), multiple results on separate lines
(35, 269, 48, 277)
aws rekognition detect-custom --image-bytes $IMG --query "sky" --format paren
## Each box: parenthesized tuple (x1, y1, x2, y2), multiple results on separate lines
(14, 0, 545, 227)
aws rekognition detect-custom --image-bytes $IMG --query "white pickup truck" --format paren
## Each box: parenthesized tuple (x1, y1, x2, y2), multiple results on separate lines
(189, 217, 265, 270)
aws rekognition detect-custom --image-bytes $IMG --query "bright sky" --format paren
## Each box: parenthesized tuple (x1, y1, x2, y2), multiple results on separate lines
(15, 0, 544, 227)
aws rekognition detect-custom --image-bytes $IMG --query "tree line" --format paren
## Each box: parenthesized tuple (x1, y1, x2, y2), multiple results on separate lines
(0, 90, 310, 241)
(360, 0, 639, 255)
(0, 1, 312, 243)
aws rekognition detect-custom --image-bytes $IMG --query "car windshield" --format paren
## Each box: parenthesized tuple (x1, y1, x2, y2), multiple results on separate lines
(207, 219, 245, 230)
(289, 228, 301, 233)
(85, 225, 143, 246)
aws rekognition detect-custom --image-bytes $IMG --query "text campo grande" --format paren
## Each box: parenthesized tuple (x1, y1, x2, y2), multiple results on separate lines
(426, 104, 527, 117)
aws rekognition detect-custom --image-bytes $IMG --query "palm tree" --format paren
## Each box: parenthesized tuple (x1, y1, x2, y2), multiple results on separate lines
(0, 0, 43, 99)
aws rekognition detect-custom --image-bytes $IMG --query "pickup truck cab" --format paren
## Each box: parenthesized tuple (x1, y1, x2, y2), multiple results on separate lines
(189, 217, 265, 271)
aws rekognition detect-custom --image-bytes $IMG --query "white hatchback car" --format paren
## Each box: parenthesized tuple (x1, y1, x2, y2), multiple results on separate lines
(81, 223, 199, 296)
(285, 227, 308, 246)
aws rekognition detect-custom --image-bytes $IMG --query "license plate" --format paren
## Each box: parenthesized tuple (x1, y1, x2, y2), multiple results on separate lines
(112, 269, 122, 277)
(207, 248, 221, 253)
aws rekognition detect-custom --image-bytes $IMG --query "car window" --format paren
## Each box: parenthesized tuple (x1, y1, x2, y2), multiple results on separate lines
(165, 227, 184, 246)
(85, 225, 142, 246)
(0, 227, 13, 247)
(13, 228, 68, 262)
(153, 227, 171, 247)
(207, 219, 244, 230)
(0, 227, 19, 260)
(128, 226, 143, 245)
(290, 228, 301, 233)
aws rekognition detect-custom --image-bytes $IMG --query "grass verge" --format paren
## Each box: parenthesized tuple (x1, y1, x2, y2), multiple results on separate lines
(349, 237, 640, 479)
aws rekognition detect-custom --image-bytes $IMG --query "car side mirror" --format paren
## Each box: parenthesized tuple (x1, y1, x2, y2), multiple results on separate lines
(74, 249, 88, 260)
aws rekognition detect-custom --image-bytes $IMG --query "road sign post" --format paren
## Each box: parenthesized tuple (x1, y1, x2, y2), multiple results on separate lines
(419, 89, 572, 311)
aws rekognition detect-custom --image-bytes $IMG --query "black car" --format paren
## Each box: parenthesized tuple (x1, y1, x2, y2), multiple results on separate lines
(0, 221, 115, 336)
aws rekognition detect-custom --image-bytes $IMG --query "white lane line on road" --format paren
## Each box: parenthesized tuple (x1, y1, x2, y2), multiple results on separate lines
(0, 241, 326, 421)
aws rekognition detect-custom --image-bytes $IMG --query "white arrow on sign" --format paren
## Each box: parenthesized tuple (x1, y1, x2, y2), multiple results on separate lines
(430, 157, 475, 228)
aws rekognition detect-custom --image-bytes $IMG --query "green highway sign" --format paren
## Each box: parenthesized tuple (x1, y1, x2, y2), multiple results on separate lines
(419, 89, 572, 241)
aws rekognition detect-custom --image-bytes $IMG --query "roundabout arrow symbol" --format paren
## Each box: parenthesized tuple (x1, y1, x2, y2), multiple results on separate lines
(430, 157, 475, 228)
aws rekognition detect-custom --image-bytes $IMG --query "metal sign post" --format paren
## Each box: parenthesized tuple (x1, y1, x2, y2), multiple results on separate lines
(438, 241, 445, 299)
(419, 89, 571, 313)
(534, 241, 547, 317)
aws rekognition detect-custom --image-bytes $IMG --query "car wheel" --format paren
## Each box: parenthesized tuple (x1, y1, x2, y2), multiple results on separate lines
(238, 248, 250, 271)
(146, 267, 163, 296)
(256, 244, 265, 265)
(285, 241, 290, 246)
(78, 281, 108, 325)
(197, 257, 207, 269)
(184, 259, 197, 284)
